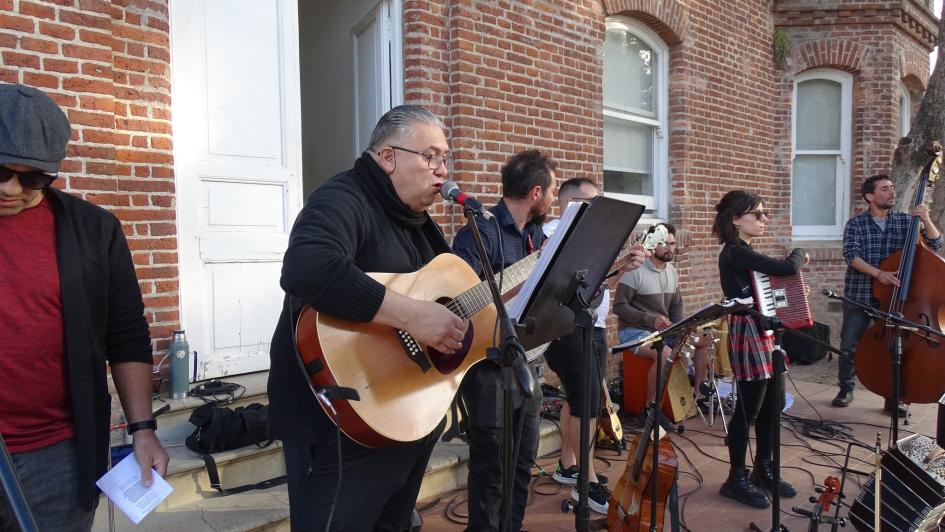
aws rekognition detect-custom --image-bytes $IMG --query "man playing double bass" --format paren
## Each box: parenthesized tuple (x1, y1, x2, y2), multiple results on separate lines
(832, 174, 942, 412)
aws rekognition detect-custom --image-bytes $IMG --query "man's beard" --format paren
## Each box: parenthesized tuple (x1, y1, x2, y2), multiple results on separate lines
(654, 251, 674, 262)
(529, 203, 548, 226)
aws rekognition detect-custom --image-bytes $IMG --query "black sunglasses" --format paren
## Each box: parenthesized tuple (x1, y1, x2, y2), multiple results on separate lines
(0, 166, 58, 190)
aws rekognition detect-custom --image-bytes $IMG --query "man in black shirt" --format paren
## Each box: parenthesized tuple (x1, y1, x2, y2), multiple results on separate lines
(267, 105, 466, 531)
(0, 84, 167, 532)
(452, 149, 556, 532)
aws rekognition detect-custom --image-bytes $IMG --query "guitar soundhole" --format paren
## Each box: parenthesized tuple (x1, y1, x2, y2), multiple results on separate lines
(428, 301, 474, 375)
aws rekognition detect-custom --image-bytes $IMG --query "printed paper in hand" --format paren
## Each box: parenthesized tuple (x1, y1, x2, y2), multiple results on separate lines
(96, 452, 173, 524)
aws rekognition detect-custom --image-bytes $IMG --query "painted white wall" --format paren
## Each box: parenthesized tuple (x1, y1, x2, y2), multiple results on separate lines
(298, 0, 385, 194)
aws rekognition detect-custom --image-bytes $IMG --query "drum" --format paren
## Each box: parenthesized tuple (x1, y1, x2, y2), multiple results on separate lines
(712, 317, 733, 377)
(621, 350, 694, 423)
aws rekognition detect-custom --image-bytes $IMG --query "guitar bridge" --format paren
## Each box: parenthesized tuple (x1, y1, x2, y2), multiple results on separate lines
(396, 329, 431, 373)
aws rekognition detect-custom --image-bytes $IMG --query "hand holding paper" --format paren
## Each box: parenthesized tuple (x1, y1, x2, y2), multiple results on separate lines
(96, 453, 173, 524)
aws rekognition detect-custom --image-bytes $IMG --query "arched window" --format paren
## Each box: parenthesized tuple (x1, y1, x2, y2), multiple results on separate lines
(899, 81, 912, 138)
(791, 69, 853, 239)
(602, 18, 669, 218)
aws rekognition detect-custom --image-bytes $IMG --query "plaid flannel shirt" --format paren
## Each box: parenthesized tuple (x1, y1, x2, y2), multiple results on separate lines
(842, 210, 944, 305)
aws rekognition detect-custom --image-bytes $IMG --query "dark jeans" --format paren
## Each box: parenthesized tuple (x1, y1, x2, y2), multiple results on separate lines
(838, 303, 873, 391)
(461, 362, 542, 532)
(727, 377, 785, 469)
(0, 439, 96, 532)
(283, 418, 444, 532)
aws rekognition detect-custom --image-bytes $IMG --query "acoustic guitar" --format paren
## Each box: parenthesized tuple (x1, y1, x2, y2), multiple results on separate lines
(295, 251, 540, 447)
(608, 334, 693, 531)
(598, 376, 624, 448)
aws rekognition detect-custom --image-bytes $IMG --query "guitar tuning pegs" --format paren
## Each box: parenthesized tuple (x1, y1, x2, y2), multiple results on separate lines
(809, 496, 818, 503)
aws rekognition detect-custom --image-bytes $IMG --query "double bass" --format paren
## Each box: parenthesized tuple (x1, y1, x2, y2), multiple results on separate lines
(855, 146, 945, 404)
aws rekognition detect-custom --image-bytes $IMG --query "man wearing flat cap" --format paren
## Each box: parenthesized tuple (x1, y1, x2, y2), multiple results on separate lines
(0, 83, 168, 531)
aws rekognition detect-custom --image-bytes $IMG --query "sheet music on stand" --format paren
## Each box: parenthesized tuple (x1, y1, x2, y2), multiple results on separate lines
(508, 196, 645, 351)
(507, 200, 583, 321)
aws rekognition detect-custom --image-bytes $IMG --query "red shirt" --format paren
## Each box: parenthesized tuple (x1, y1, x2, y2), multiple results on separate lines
(0, 197, 73, 452)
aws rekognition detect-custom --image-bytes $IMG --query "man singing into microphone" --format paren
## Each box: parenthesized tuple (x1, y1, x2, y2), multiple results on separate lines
(268, 105, 465, 531)
(451, 149, 556, 531)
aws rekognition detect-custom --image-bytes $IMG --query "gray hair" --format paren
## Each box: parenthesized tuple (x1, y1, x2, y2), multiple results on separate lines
(367, 105, 445, 152)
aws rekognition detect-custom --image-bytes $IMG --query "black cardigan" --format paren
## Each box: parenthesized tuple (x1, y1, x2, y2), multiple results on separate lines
(718, 240, 805, 300)
(267, 155, 450, 445)
(44, 187, 153, 510)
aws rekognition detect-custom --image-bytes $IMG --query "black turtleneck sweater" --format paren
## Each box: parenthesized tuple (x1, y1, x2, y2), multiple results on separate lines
(718, 240, 805, 301)
(267, 153, 451, 445)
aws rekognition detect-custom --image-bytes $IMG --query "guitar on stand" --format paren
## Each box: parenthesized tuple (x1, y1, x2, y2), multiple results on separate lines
(598, 376, 625, 451)
(607, 336, 692, 531)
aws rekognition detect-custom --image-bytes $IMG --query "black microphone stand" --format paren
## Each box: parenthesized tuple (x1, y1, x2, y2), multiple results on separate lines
(0, 433, 38, 531)
(823, 291, 945, 443)
(746, 314, 788, 532)
(462, 207, 535, 532)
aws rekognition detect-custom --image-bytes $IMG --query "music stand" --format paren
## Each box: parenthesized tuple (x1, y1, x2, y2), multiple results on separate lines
(510, 196, 644, 532)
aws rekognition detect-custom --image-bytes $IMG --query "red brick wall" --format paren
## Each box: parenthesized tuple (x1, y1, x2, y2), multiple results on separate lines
(1, 0, 937, 386)
(401, 0, 936, 374)
(0, 0, 179, 356)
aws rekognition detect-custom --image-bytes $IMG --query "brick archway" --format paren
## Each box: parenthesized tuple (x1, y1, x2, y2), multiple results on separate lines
(790, 39, 864, 75)
(601, 0, 687, 45)
(900, 48, 929, 90)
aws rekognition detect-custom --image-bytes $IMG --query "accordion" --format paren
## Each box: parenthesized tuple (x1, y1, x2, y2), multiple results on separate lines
(850, 434, 945, 531)
(750, 271, 813, 330)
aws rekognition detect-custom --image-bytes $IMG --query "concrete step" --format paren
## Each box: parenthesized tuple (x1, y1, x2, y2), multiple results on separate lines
(94, 417, 561, 531)
(92, 484, 290, 532)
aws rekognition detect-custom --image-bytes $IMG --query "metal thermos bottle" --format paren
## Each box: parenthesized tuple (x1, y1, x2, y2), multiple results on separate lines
(169, 330, 190, 399)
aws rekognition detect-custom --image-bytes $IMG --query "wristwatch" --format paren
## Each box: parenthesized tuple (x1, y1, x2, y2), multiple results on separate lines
(127, 419, 157, 434)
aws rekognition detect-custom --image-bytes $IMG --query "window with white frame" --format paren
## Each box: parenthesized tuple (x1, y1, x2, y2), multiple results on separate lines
(791, 69, 852, 239)
(602, 18, 668, 218)
(899, 81, 911, 138)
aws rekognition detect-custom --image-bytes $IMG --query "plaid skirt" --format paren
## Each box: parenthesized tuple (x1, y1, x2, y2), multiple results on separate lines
(727, 314, 784, 381)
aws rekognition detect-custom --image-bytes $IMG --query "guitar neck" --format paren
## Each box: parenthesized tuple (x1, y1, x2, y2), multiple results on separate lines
(450, 252, 540, 320)
(630, 334, 691, 479)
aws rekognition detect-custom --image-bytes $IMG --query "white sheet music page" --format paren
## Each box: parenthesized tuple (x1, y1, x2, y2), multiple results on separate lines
(507, 200, 584, 321)
(95, 452, 173, 524)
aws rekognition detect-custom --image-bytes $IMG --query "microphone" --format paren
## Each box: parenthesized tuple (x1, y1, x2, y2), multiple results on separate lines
(822, 288, 839, 299)
(440, 181, 493, 220)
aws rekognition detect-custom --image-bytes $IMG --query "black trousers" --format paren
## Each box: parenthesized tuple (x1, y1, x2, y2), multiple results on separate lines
(727, 376, 785, 469)
(283, 418, 444, 532)
(461, 362, 542, 532)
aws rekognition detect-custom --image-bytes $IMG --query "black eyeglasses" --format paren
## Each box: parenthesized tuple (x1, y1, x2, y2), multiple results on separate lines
(389, 146, 451, 169)
(0, 166, 58, 190)
(744, 210, 769, 221)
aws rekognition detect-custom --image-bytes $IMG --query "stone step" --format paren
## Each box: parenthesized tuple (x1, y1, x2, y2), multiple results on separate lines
(93, 418, 561, 531)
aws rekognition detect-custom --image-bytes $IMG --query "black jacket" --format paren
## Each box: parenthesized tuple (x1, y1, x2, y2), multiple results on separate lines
(43, 187, 153, 510)
(718, 240, 805, 300)
(267, 154, 450, 445)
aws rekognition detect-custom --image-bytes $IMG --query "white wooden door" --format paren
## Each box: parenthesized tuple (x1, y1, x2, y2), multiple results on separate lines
(170, 0, 302, 379)
(353, 0, 402, 157)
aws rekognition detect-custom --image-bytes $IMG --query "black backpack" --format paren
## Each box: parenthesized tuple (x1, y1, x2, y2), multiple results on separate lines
(185, 403, 286, 494)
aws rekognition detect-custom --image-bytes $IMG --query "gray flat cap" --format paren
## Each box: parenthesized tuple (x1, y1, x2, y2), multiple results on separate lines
(0, 84, 72, 173)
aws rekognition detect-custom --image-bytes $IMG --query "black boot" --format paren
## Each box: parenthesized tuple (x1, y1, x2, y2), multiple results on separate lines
(720, 467, 769, 508)
(749, 458, 797, 498)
